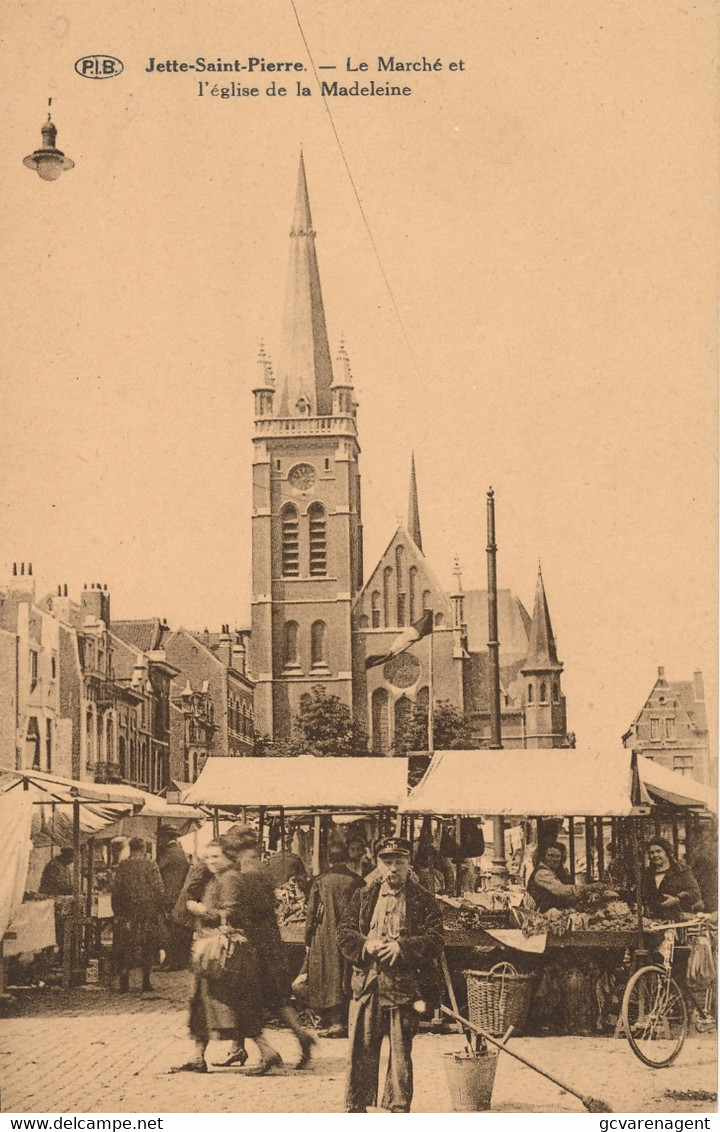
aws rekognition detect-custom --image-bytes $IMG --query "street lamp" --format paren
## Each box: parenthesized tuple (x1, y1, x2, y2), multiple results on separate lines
(24, 103, 74, 182)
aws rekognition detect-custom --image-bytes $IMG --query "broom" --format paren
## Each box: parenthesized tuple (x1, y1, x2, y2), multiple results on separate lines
(440, 1005, 613, 1113)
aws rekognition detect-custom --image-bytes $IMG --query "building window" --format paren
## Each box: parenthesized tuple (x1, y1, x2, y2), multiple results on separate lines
(415, 686, 430, 749)
(118, 735, 127, 778)
(130, 739, 137, 781)
(665, 717, 676, 740)
(311, 621, 327, 668)
(45, 717, 54, 767)
(359, 614, 369, 629)
(409, 567, 419, 623)
(422, 590, 432, 616)
(30, 650, 38, 691)
(434, 612, 444, 627)
(324, 458, 330, 471)
(281, 504, 300, 577)
(51, 654, 57, 679)
(284, 621, 299, 668)
(371, 591, 381, 628)
(673, 754, 693, 776)
(552, 680, 559, 703)
(372, 688, 390, 755)
(528, 684, 534, 704)
(650, 717, 660, 740)
(308, 502, 327, 576)
(539, 682, 548, 704)
(383, 567, 393, 627)
(27, 718, 41, 769)
(397, 593, 407, 626)
(394, 696, 412, 747)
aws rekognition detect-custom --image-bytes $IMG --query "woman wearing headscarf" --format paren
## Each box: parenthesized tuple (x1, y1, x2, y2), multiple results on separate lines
(641, 837, 704, 920)
(170, 834, 282, 1075)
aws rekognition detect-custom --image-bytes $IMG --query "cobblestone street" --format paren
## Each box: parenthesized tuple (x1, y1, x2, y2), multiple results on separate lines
(0, 972, 716, 1115)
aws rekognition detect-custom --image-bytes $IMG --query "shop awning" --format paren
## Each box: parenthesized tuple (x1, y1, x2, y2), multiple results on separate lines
(399, 747, 717, 817)
(0, 768, 140, 807)
(182, 756, 410, 810)
(637, 755, 716, 811)
(398, 748, 642, 817)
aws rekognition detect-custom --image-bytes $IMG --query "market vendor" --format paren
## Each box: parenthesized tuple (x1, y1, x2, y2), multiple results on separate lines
(39, 848, 74, 896)
(526, 842, 581, 912)
(641, 838, 704, 919)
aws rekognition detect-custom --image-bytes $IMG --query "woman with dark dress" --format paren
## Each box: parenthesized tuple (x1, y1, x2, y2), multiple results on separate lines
(641, 837, 704, 919)
(170, 838, 282, 1075)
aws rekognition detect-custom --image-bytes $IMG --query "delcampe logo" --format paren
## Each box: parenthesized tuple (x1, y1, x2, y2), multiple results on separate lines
(74, 55, 124, 79)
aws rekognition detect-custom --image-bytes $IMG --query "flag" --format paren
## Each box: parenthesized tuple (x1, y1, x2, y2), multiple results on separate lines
(365, 610, 433, 670)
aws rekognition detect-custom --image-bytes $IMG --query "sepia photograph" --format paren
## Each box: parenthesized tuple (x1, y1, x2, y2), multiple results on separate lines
(0, 0, 717, 1119)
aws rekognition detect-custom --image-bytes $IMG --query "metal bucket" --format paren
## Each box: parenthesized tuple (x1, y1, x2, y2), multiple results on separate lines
(443, 1049, 499, 1112)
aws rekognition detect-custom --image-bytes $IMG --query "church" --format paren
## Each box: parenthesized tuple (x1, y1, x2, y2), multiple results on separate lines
(249, 156, 571, 754)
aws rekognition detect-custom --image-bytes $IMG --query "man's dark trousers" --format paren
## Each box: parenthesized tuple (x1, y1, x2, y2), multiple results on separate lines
(346, 992, 419, 1112)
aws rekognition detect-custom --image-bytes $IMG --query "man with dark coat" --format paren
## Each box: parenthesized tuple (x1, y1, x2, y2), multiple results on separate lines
(112, 836, 165, 992)
(338, 836, 444, 1113)
(157, 832, 191, 969)
(306, 841, 365, 1036)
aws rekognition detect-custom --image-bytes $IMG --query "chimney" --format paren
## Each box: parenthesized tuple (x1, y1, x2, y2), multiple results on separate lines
(657, 666, 666, 684)
(232, 633, 247, 675)
(53, 583, 73, 624)
(693, 670, 705, 702)
(219, 623, 232, 667)
(9, 561, 36, 599)
(81, 581, 110, 625)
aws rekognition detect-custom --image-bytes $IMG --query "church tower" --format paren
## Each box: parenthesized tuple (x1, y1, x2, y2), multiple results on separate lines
(521, 565, 567, 747)
(250, 155, 363, 740)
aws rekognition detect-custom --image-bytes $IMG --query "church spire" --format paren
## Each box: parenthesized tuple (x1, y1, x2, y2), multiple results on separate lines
(407, 451, 423, 551)
(525, 563, 561, 668)
(277, 152, 334, 417)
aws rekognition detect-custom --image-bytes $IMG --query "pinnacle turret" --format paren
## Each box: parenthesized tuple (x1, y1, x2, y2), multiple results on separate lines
(407, 452, 423, 551)
(525, 564, 561, 668)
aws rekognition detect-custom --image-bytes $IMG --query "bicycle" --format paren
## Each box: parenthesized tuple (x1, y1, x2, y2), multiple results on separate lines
(621, 918, 717, 1068)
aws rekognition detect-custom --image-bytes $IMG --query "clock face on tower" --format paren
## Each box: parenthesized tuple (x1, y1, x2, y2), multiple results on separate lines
(288, 463, 317, 492)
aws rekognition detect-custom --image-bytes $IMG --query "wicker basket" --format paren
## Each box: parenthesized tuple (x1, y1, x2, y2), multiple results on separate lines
(465, 962, 535, 1037)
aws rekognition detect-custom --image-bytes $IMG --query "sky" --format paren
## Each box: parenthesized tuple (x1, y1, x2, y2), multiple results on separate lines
(1, 0, 717, 751)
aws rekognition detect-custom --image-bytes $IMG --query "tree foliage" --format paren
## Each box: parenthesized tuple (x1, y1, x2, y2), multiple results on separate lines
(254, 685, 368, 757)
(393, 698, 476, 753)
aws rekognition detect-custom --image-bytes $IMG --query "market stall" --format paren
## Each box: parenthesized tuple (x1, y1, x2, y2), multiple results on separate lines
(398, 747, 715, 1036)
(0, 769, 203, 990)
(183, 756, 411, 940)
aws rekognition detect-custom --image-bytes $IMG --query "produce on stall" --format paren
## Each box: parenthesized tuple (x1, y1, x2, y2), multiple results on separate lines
(398, 746, 716, 1035)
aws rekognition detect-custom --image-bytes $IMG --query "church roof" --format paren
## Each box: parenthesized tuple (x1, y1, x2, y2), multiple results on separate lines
(524, 566, 561, 668)
(462, 588, 531, 660)
(276, 153, 336, 417)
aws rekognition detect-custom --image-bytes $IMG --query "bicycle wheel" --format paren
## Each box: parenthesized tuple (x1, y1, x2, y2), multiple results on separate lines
(622, 966, 688, 1068)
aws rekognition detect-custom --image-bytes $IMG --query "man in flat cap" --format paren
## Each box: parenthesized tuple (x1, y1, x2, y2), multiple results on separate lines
(337, 837, 444, 1113)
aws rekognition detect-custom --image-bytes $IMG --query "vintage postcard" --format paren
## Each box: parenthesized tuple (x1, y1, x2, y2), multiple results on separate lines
(1, 0, 717, 1120)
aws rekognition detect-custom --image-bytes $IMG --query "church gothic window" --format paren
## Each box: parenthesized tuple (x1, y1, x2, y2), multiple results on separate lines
(395, 547, 406, 625)
(284, 621, 299, 669)
(553, 680, 560, 703)
(409, 567, 418, 623)
(527, 683, 534, 704)
(539, 682, 548, 704)
(308, 502, 327, 576)
(422, 590, 432, 614)
(311, 620, 327, 668)
(371, 591, 381, 628)
(383, 567, 393, 627)
(281, 504, 300, 577)
(372, 688, 390, 754)
(394, 696, 412, 745)
(434, 612, 444, 627)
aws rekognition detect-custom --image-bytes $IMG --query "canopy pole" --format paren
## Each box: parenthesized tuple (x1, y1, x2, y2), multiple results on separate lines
(454, 815, 462, 896)
(632, 817, 645, 942)
(312, 814, 321, 876)
(427, 627, 435, 754)
(568, 817, 576, 882)
(585, 817, 594, 880)
(212, 806, 219, 838)
(280, 806, 286, 861)
(596, 818, 605, 879)
(258, 806, 265, 858)
(85, 838, 95, 957)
